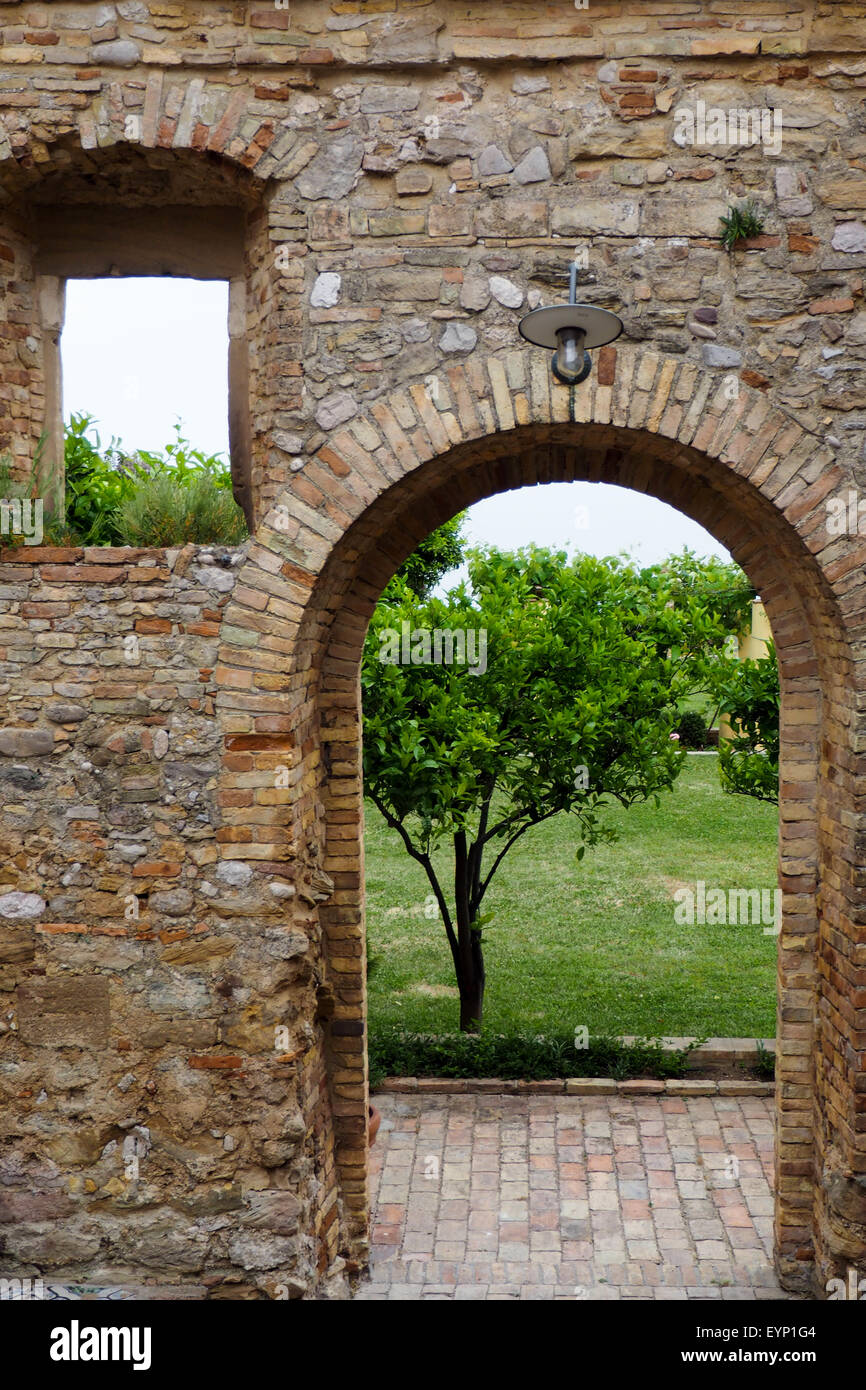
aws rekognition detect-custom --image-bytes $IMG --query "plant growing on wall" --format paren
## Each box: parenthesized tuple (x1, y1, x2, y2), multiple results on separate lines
(115, 469, 248, 546)
(362, 545, 739, 1032)
(57, 414, 247, 547)
(63, 413, 140, 545)
(719, 199, 766, 251)
(133, 422, 238, 494)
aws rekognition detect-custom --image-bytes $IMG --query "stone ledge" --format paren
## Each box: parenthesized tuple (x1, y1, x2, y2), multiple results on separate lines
(372, 1036, 777, 1099)
(618, 1036, 776, 1068)
(374, 1077, 774, 1097)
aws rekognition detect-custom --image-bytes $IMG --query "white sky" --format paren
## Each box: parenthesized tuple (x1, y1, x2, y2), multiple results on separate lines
(61, 279, 732, 568)
(62, 278, 230, 460)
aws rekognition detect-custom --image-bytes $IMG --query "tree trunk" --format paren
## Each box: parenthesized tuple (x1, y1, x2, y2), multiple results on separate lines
(457, 931, 485, 1032)
(452, 830, 485, 1032)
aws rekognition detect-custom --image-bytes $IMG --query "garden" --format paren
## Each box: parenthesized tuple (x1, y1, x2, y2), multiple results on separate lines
(362, 518, 781, 1083)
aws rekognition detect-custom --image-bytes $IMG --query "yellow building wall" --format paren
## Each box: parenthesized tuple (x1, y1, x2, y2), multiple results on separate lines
(719, 600, 770, 741)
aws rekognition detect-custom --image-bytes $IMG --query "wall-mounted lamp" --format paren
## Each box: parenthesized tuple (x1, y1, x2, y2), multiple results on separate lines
(518, 262, 623, 385)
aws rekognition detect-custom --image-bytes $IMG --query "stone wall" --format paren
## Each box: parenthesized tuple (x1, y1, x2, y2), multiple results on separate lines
(2, 2, 866, 514)
(1, 0, 866, 1297)
(0, 543, 339, 1296)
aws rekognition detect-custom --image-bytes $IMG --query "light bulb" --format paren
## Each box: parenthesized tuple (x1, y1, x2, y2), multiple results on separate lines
(551, 325, 591, 385)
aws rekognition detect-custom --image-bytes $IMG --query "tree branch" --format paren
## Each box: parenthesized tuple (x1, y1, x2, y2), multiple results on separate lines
(367, 788, 458, 956)
(473, 805, 563, 912)
(467, 777, 496, 911)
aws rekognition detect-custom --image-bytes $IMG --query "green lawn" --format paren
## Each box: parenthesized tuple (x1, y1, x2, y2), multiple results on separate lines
(365, 755, 778, 1041)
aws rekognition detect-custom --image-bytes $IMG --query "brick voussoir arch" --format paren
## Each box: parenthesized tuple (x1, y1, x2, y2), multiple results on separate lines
(0, 80, 288, 181)
(283, 347, 846, 645)
(218, 342, 864, 1293)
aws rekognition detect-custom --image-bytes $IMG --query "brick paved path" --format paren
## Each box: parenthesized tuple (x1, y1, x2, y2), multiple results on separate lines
(356, 1092, 791, 1300)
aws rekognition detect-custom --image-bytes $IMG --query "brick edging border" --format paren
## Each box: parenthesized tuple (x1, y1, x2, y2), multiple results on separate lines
(373, 1077, 774, 1097)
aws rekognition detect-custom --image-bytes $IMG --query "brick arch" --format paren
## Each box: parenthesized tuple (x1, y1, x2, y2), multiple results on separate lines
(220, 343, 865, 1293)
(0, 86, 282, 187)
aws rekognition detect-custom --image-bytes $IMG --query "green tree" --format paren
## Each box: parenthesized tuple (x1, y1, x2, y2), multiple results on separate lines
(716, 643, 779, 803)
(657, 551, 755, 714)
(385, 512, 466, 600)
(362, 545, 737, 1032)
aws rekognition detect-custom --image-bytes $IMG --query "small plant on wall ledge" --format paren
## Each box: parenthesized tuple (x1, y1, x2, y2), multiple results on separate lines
(0, 434, 65, 544)
(6, 414, 250, 548)
(719, 199, 766, 252)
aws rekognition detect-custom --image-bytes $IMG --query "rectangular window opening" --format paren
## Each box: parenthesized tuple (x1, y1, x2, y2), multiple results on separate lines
(61, 276, 230, 464)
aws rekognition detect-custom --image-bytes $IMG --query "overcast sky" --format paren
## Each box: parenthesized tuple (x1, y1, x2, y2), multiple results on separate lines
(62, 278, 732, 568)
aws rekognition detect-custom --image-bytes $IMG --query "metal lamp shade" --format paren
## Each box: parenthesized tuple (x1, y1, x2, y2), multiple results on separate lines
(518, 303, 624, 351)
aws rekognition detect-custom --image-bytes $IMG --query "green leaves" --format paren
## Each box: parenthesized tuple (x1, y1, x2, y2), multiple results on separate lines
(364, 543, 719, 849)
(362, 540, 760, 1028)
(134, 422, 236, 494)
(59, 414, 243, 547)
(719, 198, 766, 252)
(384, 512, 467, 601)
(63, 413, 138, 545)
(717, 643, 779, 803)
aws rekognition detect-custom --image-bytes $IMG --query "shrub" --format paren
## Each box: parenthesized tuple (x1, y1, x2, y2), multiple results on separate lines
(57, 416, 247, 547)
(115, 469, 248, 547)
(63, 413, 141, 546)
(677, 710, 707, 749)
(368, 1026, 702, 1088)
(717, 642, 779, 803)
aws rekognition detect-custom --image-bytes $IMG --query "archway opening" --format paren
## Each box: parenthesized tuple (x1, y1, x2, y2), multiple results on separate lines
(358, 476, 786, 1293)
(299, 410, 848, 1296)
(363, 479, 778, 1042)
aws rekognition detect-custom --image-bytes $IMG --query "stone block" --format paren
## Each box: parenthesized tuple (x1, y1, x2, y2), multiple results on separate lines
(0, 728, 54, 757)
(641, 196, 729, 238)
(17, 977, 110, 1048)
(296, 135, 363, 201)
(367, 267, 442, 300)
(242, 1191, 301, 1233)
(475, 198, 548, 237)
(0, 1191, 75, 1223)
(552, 198, 640, 237)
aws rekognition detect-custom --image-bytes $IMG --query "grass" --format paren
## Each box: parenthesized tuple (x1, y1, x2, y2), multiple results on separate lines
(365, 754, 778, 1042)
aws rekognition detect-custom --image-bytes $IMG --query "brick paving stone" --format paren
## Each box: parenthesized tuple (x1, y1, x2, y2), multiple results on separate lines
(360, 1093, 794, 1302)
